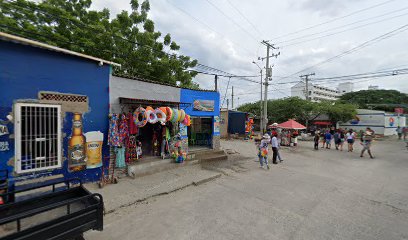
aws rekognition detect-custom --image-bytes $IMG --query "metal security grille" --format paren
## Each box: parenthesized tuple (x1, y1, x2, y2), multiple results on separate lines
(15, 103, 62, 173)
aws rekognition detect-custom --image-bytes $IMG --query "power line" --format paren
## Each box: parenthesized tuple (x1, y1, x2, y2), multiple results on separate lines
(276, 23, 408, 83)
(204, 0, 259, 42)
(280, 10, 408, 47)
(225, 0, 263, 38)
(278, 7, 408, 47)
(1, 0, 259, 87)
(268, 0, 397, 41)
(221, 77, 232, 107)
(166, 0, 255, 55)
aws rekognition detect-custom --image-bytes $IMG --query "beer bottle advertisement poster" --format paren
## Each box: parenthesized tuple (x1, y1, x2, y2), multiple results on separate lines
(68, 113, 87, 172)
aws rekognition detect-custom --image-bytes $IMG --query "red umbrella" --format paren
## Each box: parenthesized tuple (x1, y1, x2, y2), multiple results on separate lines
(277, 119, 306, 130)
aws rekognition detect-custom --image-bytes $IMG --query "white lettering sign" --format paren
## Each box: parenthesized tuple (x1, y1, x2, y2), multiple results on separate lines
(0, 141, 9, 151)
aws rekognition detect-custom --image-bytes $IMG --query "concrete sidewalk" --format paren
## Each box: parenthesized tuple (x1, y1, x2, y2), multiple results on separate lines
(85, 164, 222, 213)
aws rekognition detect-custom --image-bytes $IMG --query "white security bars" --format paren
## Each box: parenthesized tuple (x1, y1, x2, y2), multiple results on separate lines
(14, 103, 62, 173)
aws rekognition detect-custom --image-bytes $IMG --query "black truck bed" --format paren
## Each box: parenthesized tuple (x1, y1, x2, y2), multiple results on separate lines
(0, 183, 103, 240)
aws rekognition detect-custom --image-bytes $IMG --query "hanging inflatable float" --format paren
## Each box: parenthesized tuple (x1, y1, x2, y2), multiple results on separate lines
(155, 108, 167, 124)
(177, 109, 186, 123)
(134, 107, 147, 127)
(183, 114, 191, 126)
(146, 109, 158, 124)
(165, 107, 172, 122)
(170, 108, 179, 123)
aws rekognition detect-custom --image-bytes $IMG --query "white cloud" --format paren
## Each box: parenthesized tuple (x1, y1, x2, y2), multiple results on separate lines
(91, 0, 408, 104)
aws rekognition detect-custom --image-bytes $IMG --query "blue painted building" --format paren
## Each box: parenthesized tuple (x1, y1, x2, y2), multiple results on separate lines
(0, 32, 119, 193)
(180, 89, 221, 149)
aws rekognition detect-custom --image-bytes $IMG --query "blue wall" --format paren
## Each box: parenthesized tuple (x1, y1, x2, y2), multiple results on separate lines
(0, 41, 110, 184)
(180, 89, 220, 117)
(180, 89, 220, 137)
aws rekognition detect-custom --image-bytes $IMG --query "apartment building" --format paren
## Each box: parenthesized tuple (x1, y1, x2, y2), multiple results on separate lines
(291, 82, 353, 102)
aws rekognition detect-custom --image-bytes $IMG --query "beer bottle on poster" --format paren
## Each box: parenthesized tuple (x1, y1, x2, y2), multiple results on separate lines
(69, 113, 86, 171)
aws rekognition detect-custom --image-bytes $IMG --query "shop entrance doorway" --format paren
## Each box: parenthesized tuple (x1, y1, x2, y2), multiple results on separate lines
(188, 117, 212, 149)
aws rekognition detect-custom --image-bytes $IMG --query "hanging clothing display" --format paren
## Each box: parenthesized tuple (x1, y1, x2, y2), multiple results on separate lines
(108, 114, 120, 147)
(126, 135, 138, 163)
(118, 114, 129, 145)
(127, 112, 138, 135)
(115, 147, 126, 168)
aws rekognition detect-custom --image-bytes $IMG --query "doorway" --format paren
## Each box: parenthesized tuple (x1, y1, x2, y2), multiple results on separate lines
(188, 117, 213, 149)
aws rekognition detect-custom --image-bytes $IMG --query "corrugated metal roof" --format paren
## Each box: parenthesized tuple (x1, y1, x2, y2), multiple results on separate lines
(113, 73, 217, 92)
(0, 31, 121, 67)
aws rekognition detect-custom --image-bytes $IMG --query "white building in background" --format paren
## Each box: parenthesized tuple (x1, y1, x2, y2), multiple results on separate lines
(368, 85, 379, 90)
(338, 82, 354, 94)
(291, 81, 354, 102)
(338, 109, 406, 136)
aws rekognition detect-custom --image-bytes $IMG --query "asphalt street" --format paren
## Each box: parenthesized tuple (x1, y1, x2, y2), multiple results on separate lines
(86, 139, 408, 240)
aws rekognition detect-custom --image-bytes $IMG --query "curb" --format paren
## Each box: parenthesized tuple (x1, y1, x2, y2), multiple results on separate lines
(104, 173, 222, 214)
(193, 173, 222, 186)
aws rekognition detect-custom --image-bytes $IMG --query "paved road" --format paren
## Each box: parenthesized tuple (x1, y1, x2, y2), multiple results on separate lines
(86, 139, 408, 240)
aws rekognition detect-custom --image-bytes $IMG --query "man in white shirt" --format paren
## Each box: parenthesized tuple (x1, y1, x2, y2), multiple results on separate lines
(271, 133, 279, 164)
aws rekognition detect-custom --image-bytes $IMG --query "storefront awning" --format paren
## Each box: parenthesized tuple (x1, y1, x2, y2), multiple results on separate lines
(119, 97, 191, 107)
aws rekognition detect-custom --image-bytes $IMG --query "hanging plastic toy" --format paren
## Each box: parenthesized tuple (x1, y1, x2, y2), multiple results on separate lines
(178, 109, 186, 122)
(165, 107, 172, 122)
(134, 107, 147, 127)
(170, 108, 179, 123)
(146, 109, 158, 124)
(155, 108, 167, 124)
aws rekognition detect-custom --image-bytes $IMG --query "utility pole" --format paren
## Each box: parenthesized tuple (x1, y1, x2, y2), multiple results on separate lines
(252, 61, 263, 133)
(261, 40, 280, 133)
(300, 73, 315, 101)
(300, 73, 315, 130)
(214, 75, 218, 92)
(231, 86, 234, 109)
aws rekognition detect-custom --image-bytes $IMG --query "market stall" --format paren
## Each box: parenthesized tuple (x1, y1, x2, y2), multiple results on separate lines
(275, 119, 306, 146)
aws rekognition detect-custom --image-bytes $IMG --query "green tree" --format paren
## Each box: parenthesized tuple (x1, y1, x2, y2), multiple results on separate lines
(339, 89, 408, 112)
(0, 0, 198, 88)
(238, 97, 357, 125)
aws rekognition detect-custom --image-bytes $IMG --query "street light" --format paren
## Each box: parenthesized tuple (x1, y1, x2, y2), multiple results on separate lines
(252, 61, 264, 133)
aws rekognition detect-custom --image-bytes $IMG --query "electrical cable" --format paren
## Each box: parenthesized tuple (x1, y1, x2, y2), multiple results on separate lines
(276, 23, 408, 84)
(204, 0, 259, 42)
(281, 11, 408, 47)
(166, 0, 255, 55)
(226, 0, 263, 38)
(268, 0, 396, 41)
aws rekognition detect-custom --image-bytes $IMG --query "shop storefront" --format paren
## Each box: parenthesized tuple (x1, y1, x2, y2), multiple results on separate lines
(109, 76, 192, 170)
(180, 89, 221, 150)
(0, 33, 118, 202)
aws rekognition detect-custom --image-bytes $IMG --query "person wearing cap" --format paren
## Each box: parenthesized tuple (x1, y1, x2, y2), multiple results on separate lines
(360, 127, 374, 159)
(258, 134, 270, 169)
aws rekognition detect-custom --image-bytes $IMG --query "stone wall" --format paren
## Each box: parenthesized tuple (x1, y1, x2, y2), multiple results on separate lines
(212, 135, 220, 150)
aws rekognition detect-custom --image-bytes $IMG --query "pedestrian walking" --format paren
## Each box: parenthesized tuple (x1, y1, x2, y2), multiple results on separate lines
(314, 132, 320, 150)
(333, 131, 340, 150)
(346, 129, 356, 152)
(258, 134, 270, 169)
(271, 133, 279, 164)
(403, 126, 408, 140)
(339, 130, 345, 151)
(276, 136, 283, 162)
(360, 128, 374, 159)
(396, 126, 403, 140)
(324, 130, 332, 149)
(320, 130, 325, 148)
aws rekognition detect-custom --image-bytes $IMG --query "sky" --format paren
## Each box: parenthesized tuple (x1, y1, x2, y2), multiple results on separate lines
(91, 0, 408, 107)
